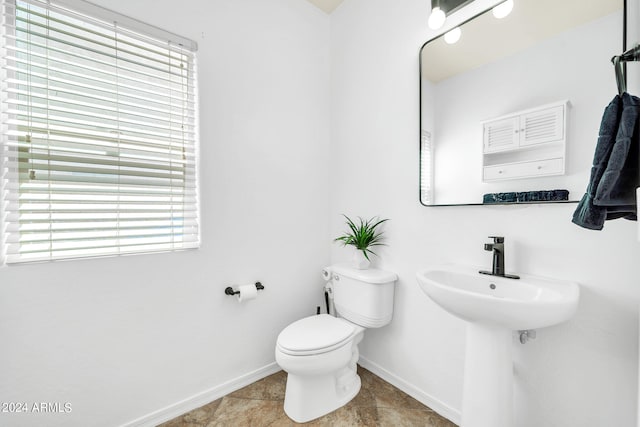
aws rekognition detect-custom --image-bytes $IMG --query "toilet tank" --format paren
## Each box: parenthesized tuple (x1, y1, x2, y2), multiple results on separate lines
(330, 264, 397, 328)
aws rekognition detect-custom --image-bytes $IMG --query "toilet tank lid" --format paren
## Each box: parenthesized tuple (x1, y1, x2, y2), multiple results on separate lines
(330, 263, 398, 284)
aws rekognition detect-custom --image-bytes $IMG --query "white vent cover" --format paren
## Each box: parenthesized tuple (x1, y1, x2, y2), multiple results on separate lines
(520, 105, 564, 146)
(484, 117, 518, 152)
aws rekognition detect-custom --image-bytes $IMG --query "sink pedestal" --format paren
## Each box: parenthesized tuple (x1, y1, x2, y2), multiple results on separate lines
(416, 265, 580, 427)
(461, 323, 513, 427)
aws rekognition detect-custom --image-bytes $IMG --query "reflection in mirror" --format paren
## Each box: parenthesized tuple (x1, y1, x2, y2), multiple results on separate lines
(420, 0, 623, 206)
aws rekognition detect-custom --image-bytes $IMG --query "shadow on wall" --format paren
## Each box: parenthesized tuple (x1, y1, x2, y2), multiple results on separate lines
(512, 285, 638, 426)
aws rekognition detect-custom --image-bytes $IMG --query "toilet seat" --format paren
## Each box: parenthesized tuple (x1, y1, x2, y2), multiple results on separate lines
(277, 314, 355, 356)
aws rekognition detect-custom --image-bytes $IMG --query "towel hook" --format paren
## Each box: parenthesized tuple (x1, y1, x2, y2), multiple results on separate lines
(612, 44, 640, 96)
(613, 55, 626, 95)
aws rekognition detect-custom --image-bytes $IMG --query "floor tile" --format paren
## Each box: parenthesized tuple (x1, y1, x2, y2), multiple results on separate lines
(159, 366, 458, 426)
(204, 397, 290, 427)
(228, 370, 287, 401)
(304, 405, 379, 426)
(157, 398, 222, 427)
(377, 407, 458, 427)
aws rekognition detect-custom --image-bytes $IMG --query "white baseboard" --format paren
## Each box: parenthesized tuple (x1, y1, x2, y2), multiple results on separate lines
(358, 356, 461, 425)
(120, 358, 459, 427)
(120, 362, 281, 427)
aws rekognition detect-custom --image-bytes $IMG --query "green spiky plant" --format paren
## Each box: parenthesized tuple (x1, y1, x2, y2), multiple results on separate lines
(334, 215, 389, 261)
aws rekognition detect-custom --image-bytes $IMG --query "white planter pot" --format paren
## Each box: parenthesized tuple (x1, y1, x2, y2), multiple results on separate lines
(352, 250, 370, 270)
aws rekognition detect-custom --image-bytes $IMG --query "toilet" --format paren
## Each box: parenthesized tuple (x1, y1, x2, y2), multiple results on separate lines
(275, 263, 397, 423)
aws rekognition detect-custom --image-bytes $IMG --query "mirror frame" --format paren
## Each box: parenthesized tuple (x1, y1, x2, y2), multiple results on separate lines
(418, 1, 626, 207)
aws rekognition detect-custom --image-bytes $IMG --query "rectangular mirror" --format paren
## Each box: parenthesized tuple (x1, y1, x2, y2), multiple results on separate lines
(420, 0, 624, 206)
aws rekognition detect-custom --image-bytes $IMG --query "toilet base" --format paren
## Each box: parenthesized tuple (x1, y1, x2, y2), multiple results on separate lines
(276, 318, 366, 423)
(283, 368, 361, 423)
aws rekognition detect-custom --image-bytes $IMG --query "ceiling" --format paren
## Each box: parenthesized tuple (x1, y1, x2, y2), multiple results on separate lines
(421, 0, 622, 82)
(305, 0, 472, 15)
(305, 0, 343, 14)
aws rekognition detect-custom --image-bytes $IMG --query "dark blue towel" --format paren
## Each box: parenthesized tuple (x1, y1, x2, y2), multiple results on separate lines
(483, 192, 517, 204)
(572, 95, 624, 230)
(593, 92, 639, 221)
(483, 190, 569, 204)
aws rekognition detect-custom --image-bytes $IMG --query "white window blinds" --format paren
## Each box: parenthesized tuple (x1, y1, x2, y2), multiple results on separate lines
(420, 129, 433, 205)
(0, 0, 200, 263)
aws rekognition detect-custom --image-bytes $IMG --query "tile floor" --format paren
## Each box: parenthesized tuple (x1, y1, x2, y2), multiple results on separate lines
(159, 366, 458, 426)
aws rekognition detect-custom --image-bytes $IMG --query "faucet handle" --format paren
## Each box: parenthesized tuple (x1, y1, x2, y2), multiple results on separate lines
(488, 236, 504, 243)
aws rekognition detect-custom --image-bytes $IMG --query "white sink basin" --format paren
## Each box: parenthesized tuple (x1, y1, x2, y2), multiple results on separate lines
(416, 265, 580, 427)
(416, 265, 579, 330)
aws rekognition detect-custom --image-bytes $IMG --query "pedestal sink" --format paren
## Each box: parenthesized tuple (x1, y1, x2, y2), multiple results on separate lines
(416, 265, 579, 427)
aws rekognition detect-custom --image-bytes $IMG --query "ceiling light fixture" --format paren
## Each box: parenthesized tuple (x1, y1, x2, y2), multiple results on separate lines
(444, 27, 462, 44)
(428, 1, 446, 30)
(492, 0, 514, 19)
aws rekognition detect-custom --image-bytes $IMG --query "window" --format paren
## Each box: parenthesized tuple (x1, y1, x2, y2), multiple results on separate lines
(420, 129, 433, 205)
(0, 0, 199, 263)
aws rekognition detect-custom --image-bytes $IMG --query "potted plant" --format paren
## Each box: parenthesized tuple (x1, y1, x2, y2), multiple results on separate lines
(334, 215, 389, 269)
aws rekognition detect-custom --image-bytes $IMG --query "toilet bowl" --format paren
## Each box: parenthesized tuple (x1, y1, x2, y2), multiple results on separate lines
(275, 264, 397, 423)
(276, 314, 364, 423)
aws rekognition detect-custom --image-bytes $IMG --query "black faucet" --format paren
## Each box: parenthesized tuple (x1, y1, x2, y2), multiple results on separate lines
(479, 236, 520, 279)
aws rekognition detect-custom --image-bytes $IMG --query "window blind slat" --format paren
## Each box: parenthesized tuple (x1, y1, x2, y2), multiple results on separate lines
(3, 37, 196, 88)
(5, 125, 196, 152)
(7, 234, 199, 255)
(7, 227, 200, 245)
(6, 175, 195, 189)
(5, 105, 195, 146)
(6, 71, 194, 111)
(4, 137, 197, 160)
(4, 181, 198, 195)
(5, 93, 195, 130)
(6, 123, 195, 153)
(5, 63, 194, 110)
(5, 240, 199, 263)
(5, 92, 196, 130)
(25, 0, 197, 51)
(5, 211, 198, 222)
(9, 152, 193, 172)
(4, 80, 196, 118)
(11, 18, 189, 73)
(8, 219, 197, 236)
(1, 0, 200, 263)
(6, 200, 198, 209)
(13, 2, 190, 61)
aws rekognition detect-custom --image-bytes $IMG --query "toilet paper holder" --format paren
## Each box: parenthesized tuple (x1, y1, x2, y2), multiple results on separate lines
(225, 282, 264, 296)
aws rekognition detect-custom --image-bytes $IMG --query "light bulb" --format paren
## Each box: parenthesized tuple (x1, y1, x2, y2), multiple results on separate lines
(444, 27, 461, 44)
(492, 0, 514, 19)
(428, 7, 446, 30)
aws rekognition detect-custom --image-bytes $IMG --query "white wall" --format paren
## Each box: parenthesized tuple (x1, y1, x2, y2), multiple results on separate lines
(2, 1, 639, 426)
(331, 0, 640, 426)
(0, 1, 331, 426)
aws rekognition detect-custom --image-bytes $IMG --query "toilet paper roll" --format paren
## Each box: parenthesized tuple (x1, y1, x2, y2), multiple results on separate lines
(321, 268, 332, 281)
(236, 284, 258, 303)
